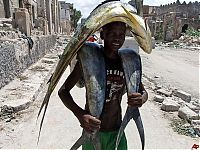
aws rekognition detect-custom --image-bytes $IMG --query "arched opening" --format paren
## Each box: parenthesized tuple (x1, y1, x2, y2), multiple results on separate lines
(3, 0, 11, 18)
(19, 0, 23, 8)
(181, 24, 188, 33)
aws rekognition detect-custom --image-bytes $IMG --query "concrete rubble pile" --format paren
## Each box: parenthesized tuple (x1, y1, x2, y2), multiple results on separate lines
(151, 79, 200, 137)
(178, 35, 200, 47)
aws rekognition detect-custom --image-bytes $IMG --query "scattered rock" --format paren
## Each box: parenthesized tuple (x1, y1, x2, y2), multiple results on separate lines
(173, 89, 191, 102)
(5, 118, 11, 122)
(155, 84, 162, 90)
(3, 23, 12, 28)
(154, 75, 160, 78)
(161, 97, 180, 112)
(0, 124, 4, 131)
(157, 89, 172, 97)
(178, 106, 199, 121)
(154, 95, 164, 103)
(191, 120, 200, 136)
(173, 97, 186, 107)
(186, 102, 200, 114)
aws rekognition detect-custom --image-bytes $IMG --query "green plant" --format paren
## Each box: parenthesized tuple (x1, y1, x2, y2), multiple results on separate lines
(170, 118, 196, 137)
(154, 27, 164, 40)
(186, 27, 200, 37)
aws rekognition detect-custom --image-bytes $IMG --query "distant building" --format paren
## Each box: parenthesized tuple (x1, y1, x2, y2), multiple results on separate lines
(0, 0, 62, 36)
(129, 0, 200, 41)
(59, 1, 73, 34)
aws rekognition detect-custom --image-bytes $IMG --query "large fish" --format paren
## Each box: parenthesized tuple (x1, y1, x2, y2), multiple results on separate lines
(37, 0, 152, 149)
(116, 49, 144, 150)
(70, 43, 106, 150)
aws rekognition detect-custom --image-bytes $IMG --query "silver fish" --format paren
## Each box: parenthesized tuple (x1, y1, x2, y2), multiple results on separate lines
(116, 49, 144, 150)
(70, 43, 106, 150)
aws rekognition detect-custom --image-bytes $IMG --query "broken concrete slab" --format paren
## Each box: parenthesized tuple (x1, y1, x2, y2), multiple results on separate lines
(178, 106, 199, 121)
(173, 89, 191, 103)
(161, 97, 180, 112)
(154, 95, 164, 103)
(186, 102, 200, 114)
(157, 89, 172, 97)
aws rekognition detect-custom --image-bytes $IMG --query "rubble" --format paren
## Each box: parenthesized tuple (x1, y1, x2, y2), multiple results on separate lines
(157, 89, 172, 97)
(153, 95, 164, 103)
(178, 106, 199, 121)
(191, 120, 200, 136)
(144, 75, 199, 137)
(161, 97, 180, 112)
(172, 89, 191, 103)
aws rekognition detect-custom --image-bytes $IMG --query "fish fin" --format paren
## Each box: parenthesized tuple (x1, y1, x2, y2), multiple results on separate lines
(47, 75, 53, 84)
(36, 91, 51, 144)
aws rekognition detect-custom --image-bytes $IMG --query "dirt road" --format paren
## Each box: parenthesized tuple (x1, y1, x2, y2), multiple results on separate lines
(141, 45, 199, 99)
(0, 38, 199, 149)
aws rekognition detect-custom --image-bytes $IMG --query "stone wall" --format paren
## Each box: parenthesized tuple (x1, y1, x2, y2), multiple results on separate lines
(0, 35, 57, 89)
(159, 1, 200, 20)
(0, 0, 5, 18)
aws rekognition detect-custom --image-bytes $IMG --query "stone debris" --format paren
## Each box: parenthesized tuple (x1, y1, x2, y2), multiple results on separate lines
(153, 95, 164, 103)
(0, 105, 15, 121)
(173, 89, 191, 103)
(161, 97, 180, 112)
(155, 84, 162, 90)
(178, 106, 199, 121)
(157, 89, 172, 97)
(3, 23, 12, 28)
(191, 120, 200, 136)
(173, 96, 186, 107)
(186, 103, 200, 114)
(179, 35, 200, 46)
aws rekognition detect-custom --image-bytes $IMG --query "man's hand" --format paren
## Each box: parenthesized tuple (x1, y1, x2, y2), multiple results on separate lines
(78, 113, 101, 134)
(127, 92, 146, 107)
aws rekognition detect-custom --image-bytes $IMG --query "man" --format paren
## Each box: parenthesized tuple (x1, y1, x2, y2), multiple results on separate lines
(58, 21, 148, 150)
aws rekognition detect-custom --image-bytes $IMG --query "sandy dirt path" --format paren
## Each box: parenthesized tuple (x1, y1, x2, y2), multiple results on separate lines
(0, 66, 198, 149)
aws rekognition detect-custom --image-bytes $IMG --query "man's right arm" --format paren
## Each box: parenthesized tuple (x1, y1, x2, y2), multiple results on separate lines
(58, 62, 85, 120)
(58, 61, 101, 133)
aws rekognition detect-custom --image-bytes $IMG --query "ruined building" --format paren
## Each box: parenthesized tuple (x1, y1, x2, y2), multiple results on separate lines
(59, 1, 73, 35)
(0, 0, 74, 36)
(143, 0, 200, 41)
(0, 0, 73, 89)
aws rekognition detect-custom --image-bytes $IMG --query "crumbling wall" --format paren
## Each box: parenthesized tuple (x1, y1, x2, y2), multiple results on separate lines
(0, 0, 5, 18)
(0, 35, 57, 89)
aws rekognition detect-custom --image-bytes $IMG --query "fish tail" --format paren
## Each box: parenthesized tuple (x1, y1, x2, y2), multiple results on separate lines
(115, 106, 133, 150)
(133, 108, 145, 150)
(70, 135, 85, 150)
(36, 90, 51, 144)
(70, 131, 101, 150)
(115, 107, 145, 150)
(91, 133, 101, 150)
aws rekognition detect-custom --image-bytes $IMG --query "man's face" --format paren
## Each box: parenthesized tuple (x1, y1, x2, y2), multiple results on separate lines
(102, 22, 126, 53)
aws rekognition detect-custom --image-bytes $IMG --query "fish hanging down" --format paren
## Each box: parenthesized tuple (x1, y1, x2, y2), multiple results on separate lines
(37, 1, 152, 149)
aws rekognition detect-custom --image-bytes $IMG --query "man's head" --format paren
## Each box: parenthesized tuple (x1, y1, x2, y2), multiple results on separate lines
(100, 21, 126, 53)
